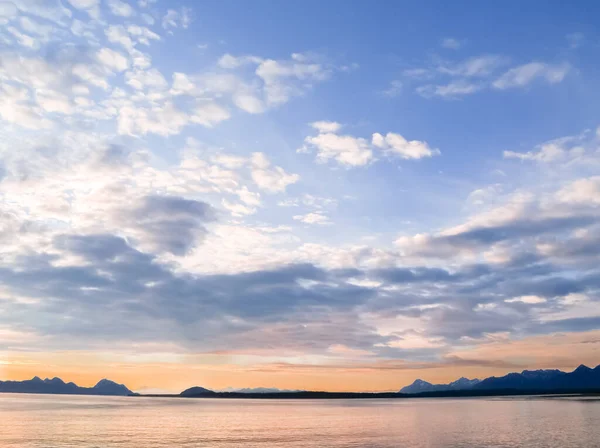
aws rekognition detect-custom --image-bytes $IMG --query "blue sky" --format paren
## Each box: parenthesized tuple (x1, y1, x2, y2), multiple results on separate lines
(1, 0, 600, 392)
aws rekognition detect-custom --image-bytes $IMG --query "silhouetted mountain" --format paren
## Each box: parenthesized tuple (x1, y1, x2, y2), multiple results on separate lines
(180, 386, 216, 397)
(226, 387, 304, 393)
(400, 365, 600, 394)
(92, 379, 133, 396)
(0, 377, 133, 396)
(473, 365, 595, 390)
(400, 377, 480, 394)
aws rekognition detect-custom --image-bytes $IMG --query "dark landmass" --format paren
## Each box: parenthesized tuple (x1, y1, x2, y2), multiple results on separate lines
(401, 364, 600, 394)
(144, 388, 600, 400)
(400, 377, 481, 394)
(5, 363, 600, 400)
(176, 363, 600, 399)
(0, 376, 133, 396)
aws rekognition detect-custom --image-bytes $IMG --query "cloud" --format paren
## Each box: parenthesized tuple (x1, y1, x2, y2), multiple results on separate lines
(555, 177, 600, 205)
(441, 37, 462, 50)
(293, 212, 332, 226)
(96, 48, 129, 72)
(493, 62, 570, 89)
(372, 132, 440, 160)
(381, 80, 403, 97)
(66, 0, 100, 19)
(250, 153, 300, 193)
(301, 122, 439, 166)
(505, 295, 547, 304)
(566, 32, 584, 49)
(438, 55, 506, 77)
(162, 8, 191, 30)
(303, 130, 373, 167)
(410, 55, 568, 98)
(310, 121, 342, 133)
(0, 84, 53, 129)
(124, 195, 216, 255)
(107, 0, 135, 17)
(416, 81, 483, 98)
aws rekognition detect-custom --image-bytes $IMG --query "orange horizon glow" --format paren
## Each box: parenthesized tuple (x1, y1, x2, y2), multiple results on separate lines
(2, 330, 599, 393)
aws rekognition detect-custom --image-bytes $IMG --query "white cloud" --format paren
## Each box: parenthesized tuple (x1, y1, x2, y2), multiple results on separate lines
(372, 132, 440, 160)
(441, 37, 462, 50)
(118, 102, 189, 136)
(232, 93, 265, 114)
(555, 177, 600, 205)
(416, 81, 483, 98)
(0, 84, 52, 129)
(106, 25, 134, 51)
(190, 102, 230, 128)
(211, 153, 247, 170)
(505, 295, 547, 304)
(162, 8, 191, 30)
(236, 186, 261, 207)
(36, 89, 73, 114)
(12, 0, 72, 23)
(293, 212, 332, 225)
(493, 62, 570, 89)
(6, 26, 39, 49)
(305, 131, 373, 167)
(126, 25, 160, 45)
(125, 68, 168, 90)
(218, 52, 335, 109)
(18, 16, 54, 38)
(96, 48, 129, 72)
(382, 80, 403, 97)
(66, 0, 100, 19)
(217, 53, 263, 69)
(438, 55, 506, 77)
(108, 0, 135, 17)
(0, 2, 18, 18)
(301, 123, 439, 166)
(72, 63, 109, 90)
(221, 199, 256, 217)
(504, 142, 566, 163)
(310, 121, 342, 133)
(250, 152, 300, 193)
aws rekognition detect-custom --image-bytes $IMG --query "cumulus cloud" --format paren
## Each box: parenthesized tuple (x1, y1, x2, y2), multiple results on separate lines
(301, 122, 439, 166)
(293, 212, 332, 226)
(107, 0, 135, 17)
(162, 7, 191, 30)
(372, 132, 440, 160)
(66, 0, 99, 18)
(250, 152, 300, 193)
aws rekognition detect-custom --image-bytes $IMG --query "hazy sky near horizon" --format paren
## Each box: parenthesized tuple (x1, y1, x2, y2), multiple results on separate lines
(1, 0, 600, 393)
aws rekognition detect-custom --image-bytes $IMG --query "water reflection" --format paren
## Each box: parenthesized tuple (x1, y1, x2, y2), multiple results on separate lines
(1, 394, 599, 447)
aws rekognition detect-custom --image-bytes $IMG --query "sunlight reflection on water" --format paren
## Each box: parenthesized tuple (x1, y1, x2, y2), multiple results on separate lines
(1, 394, 599, 447)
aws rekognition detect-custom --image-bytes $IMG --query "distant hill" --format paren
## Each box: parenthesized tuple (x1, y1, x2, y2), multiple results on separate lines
(180, 386, 216, 397)
(0, 377, 133, 396)
(474, 365, 600, 390)
(222, 387, 305, 393)
(400, 377, 480, 394)
(400, 365, 600, 394)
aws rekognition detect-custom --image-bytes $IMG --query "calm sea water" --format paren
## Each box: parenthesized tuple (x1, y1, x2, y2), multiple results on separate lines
(1, 394, 599, 447)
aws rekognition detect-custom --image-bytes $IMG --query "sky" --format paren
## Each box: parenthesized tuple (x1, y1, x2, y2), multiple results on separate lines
(1, 0, 600, 394)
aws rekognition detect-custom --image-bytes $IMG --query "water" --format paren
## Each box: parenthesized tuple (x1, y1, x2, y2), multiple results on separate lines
(1, 394, 599, 447)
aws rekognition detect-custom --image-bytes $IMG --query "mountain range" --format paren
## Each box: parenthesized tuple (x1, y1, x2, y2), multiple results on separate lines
(0, 377, 133, 396)
(400, 364, 600, 394)
(3, 364, 600, 398)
